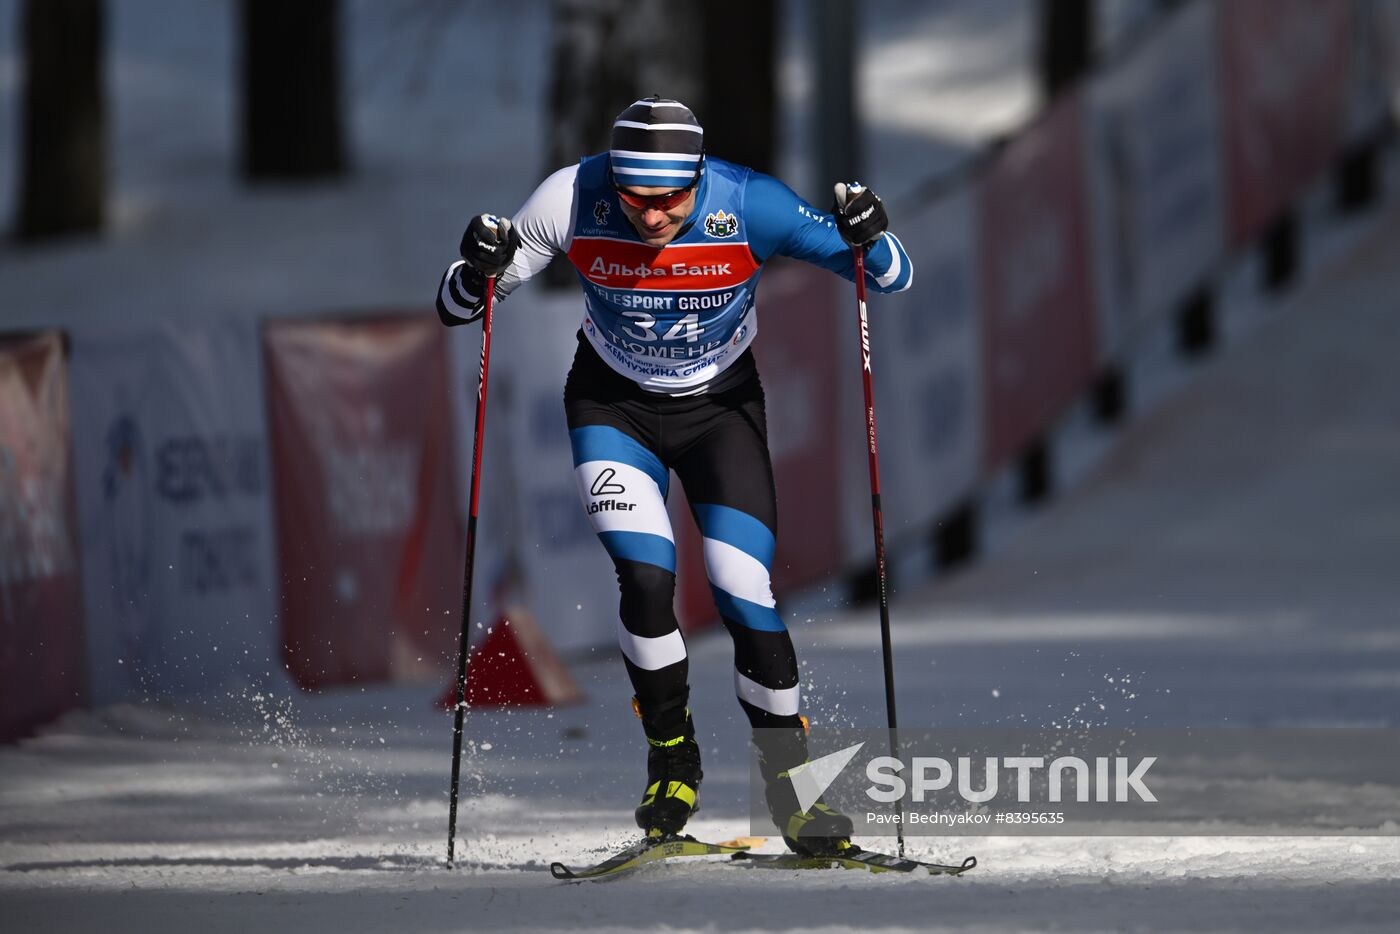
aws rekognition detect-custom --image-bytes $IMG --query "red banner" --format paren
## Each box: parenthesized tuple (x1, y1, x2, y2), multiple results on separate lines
(264, 316, 460, 689)
(0, 332, 86, 741)
(1219, 0, 1353, 243)
(979, 95, 1098, 470)
(754, 263, 844, 592)
(672, 262, 844, 632)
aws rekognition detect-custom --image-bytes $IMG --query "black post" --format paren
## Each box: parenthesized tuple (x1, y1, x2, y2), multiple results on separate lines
(1261, 211, 1298, 294)
(933, 501, 978, 571)
(814, 0, 858, 192)
(1018, 437, 1053, 505)
(17, 0, 106, 239)
(1336, 138, 1381, 214)
(240, 0, 345, 180)
(1091, 366, 1128, 425)
(1037, 0, 1093, 98)
(1176, 285, 1216, 358)
(700, 0, 776, 174)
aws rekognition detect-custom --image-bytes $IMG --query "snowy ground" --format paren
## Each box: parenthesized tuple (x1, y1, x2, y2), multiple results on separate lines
(5, 191, 1400, 934)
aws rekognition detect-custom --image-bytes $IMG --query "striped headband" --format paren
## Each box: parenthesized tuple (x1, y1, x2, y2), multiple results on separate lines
(609, 97, 704, 189)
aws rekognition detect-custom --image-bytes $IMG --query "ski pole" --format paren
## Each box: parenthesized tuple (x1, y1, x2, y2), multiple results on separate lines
(851, 247, 906, 857)
(446, 273, 498, 868)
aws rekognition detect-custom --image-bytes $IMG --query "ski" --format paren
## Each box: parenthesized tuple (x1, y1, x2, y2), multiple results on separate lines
(730, 849, 977, 876)
(550, 834, 754, 881)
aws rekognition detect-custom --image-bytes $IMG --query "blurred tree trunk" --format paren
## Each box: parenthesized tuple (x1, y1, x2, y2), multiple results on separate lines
(541, 0, 701, 286)
(16, 0, 106, 241)
(1037, 0, 1094, 98)
(813, 0, 857, 190)
(700, 0, 776, 175)
(541, 0, 777, 287)
(240, 0, 346, 180)
(543, 0, 774, 185)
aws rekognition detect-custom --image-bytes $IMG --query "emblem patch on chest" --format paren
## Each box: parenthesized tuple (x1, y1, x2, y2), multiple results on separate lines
(704, 210, 738, 238)
(594, 199, 611, 225)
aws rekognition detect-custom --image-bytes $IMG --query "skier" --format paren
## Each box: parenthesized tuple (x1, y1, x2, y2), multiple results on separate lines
(437, 97, 911, 857)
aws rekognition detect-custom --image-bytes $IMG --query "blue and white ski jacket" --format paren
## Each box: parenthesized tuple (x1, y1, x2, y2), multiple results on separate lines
(438, 154, 912, 394)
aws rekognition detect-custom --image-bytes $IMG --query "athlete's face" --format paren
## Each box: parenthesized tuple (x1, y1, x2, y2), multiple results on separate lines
(617, 185, 696, 247)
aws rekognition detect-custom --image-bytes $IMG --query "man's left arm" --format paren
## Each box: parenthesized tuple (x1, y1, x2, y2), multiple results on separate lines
(744, 172, 912, 293)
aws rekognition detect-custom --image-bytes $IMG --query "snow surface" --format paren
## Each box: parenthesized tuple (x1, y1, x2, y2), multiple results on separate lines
(5, 2, 1400, 931)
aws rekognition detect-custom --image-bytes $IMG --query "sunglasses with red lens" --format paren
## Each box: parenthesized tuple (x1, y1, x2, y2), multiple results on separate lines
(614, 184, 695, 212)
(610, 157, 704, 212)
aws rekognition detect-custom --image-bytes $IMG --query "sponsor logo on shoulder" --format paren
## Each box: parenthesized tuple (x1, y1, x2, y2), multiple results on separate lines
(704, 210, 738, 238)
(594, 199, 611, 226)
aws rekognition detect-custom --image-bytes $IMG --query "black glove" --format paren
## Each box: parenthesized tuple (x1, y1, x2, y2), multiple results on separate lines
(832, 183, 887, 249)
(459, 213, 520, 278)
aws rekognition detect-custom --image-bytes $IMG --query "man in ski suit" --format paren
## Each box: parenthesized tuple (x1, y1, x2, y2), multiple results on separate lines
(437, 97, 911, 855)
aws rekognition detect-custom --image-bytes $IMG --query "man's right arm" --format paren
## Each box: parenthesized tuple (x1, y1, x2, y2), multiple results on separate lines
(436, 163, 580, 325)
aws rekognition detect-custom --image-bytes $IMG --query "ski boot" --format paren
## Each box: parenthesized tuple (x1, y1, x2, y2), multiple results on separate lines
(632, 694, 703, 837)
(755, 719, 857, 857)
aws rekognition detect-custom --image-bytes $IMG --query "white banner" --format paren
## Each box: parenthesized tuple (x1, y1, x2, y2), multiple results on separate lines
(445, 316, 521, 648)
(70, 321, 284, 705)
(842, 187, 983, 565)
(1086, 0, 1226, 360)
(447, 290, 620, 652)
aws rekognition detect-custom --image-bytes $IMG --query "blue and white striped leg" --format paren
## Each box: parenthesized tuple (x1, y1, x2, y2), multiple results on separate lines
(569, 424, 688, 708)
(693, 503, 802, 728)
